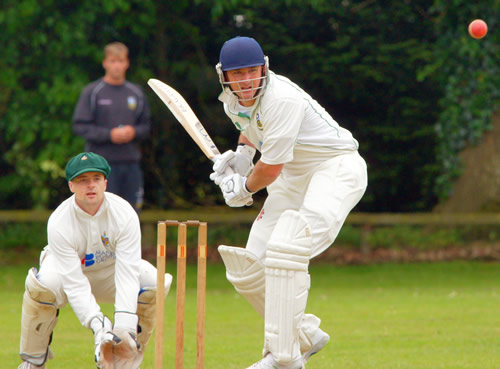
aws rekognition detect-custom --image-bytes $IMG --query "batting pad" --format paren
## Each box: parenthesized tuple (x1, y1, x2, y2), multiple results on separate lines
(264, 210, 313, 364)
(20, 268, 58, 366)
(218, 245, 265, 316)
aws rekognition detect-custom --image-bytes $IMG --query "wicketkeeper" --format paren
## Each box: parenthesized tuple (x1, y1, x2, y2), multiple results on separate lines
(211, 37, 368, 368)
(18, 152, 173, 369)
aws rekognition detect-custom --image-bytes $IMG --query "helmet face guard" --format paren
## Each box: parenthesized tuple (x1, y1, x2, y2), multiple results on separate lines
(216, 37, 270, 102)
(216, 58, 269, 102)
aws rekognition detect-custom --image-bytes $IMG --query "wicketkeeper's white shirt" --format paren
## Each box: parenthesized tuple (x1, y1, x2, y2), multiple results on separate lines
(46, 192, 141, 327)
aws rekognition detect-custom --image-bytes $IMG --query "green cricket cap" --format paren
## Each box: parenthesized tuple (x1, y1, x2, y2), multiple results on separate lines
(65, 152, 111, 181)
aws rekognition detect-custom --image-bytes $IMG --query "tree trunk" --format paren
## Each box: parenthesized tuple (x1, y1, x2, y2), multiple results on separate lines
(436, 110, 500, 212)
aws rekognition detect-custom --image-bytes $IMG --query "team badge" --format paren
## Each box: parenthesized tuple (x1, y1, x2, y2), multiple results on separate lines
(256, 113, 263, 131)
(81, 155, 88, 160)
(127, 96, 137, 110)
(101, 232, 110, 247)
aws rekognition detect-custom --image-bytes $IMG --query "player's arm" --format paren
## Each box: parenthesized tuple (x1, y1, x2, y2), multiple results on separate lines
(132, 90, 151, 140)
(246, 160, 283, 193)
(72, 87, 113, 143)
(238, 133, 256, 148)
(48, 226, 101, 326)
(113, 215, 141, 332)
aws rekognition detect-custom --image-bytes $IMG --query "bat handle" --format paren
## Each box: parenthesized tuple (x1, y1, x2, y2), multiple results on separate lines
(222, 166, 253, 206)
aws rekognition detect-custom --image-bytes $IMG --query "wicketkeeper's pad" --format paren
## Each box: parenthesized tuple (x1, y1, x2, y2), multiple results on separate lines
(19, 268, 58, 366)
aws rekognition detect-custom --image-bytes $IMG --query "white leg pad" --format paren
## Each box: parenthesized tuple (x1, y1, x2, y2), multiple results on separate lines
(218, 245, 265, 316)
(20, 268, 58, 366)
(264, 210, 313, 365)
(136, 274, 172, 350)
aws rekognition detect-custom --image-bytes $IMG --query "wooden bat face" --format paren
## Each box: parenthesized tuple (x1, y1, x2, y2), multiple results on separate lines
(148, 79, 220, 160)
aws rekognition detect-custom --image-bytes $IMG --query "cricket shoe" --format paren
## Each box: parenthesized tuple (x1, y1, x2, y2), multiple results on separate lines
(302, 328, 330, 363)
(18, 362, 45, 369)
(246, 353, 305, 369)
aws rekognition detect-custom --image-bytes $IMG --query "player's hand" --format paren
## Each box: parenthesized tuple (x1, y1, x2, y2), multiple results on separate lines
(210, 145, 256, 185)
(90, 314, 112, 367)
(120, 125, 136, 142)
(219, 173, 254, 207)
(111, 126, 136, 144)
(98, 329, 143, 369)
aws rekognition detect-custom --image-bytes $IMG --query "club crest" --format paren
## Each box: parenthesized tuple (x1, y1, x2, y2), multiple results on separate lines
(101, 232, 110, 247)
(127, 96, 137, 110)
(256, 113, 263, 131)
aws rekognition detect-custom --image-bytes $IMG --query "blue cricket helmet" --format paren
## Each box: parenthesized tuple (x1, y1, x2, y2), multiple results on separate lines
(219, 36, 266, 71)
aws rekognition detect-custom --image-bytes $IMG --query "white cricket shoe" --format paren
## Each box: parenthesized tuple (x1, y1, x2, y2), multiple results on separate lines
(302, 328, 330, 363)
(18, 362, 45, 369)
(247, 353, 305, 369)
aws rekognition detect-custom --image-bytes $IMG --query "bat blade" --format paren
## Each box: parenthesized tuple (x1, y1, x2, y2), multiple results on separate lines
(148, 78, 253, 206)
(147, 78, 221, 160)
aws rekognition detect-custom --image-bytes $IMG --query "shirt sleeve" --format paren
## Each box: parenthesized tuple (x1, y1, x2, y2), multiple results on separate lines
(133, 89, 151, 141)
(72, 86, 112, 143)
(113, 215, 141, 324)
(48, 225, 101, 328)
(259, 97, 306, 165)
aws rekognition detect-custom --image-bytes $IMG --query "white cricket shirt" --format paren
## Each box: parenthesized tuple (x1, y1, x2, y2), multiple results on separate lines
(219, 71, 359, 173)
(47, 192, 141, 327)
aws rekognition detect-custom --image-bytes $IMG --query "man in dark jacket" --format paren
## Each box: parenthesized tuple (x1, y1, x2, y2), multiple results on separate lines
(73, 42, 150, 213)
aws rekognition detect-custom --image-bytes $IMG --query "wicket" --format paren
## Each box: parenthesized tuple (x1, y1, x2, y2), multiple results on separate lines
(155, 220, 207, 369)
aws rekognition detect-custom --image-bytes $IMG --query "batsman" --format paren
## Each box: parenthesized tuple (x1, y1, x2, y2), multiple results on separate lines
(212, 37, 368, 368)
(17, 152, 173, 369)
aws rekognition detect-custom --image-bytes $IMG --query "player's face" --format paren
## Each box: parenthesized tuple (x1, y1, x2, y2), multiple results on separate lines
(102, 53, 129, 82)
(69, 172, 107, 215)
(225, 66, 264, 106)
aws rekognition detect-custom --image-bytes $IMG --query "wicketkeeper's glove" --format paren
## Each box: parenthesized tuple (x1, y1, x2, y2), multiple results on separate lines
(98, 329, 143, 369)
(90, 314, 112, 367)
(92, 312, 144, 369)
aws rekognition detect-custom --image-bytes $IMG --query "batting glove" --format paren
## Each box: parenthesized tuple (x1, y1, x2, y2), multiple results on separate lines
(219, 173, 254, 207)
(210, 145, 256, 185)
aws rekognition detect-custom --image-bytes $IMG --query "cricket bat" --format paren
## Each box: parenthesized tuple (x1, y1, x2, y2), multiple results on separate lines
(148, 78, 221, 160)
(148, 78, 253, 205)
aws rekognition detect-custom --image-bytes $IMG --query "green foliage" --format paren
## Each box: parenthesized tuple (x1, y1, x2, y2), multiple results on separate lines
(420, 1, 500, 198)
(1, 1, 498, 211)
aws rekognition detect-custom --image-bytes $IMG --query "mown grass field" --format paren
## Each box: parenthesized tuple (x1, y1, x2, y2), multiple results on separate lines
(2, 261, 500, 368)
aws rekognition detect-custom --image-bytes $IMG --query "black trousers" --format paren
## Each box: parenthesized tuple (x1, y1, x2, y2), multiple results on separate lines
(106, 162, 144, 213)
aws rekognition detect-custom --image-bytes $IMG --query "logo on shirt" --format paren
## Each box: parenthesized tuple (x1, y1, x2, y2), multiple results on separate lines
(81, 251, 116, 267)
(101, 232, 110, 247)
(98, 99, 112, 105)
(127, 96, 137, 110)
(82, 253, 95, 267)
(256, 113, 263, 131)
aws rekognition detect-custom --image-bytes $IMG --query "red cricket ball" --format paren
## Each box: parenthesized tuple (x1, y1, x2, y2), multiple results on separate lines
(468, 19, 488, 39)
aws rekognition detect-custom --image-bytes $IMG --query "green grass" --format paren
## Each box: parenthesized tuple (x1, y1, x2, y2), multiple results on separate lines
(2, 261, 500, 368)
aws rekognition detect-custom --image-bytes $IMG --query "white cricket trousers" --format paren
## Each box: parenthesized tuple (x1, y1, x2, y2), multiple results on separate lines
(247, 150, 367, 260)
(37, 250, 158, 308)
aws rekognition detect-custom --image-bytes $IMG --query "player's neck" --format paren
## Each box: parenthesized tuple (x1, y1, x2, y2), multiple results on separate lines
(75, 198, 104, 216)
(103, 74, 126, 86)
(239, 98, 256, 107)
